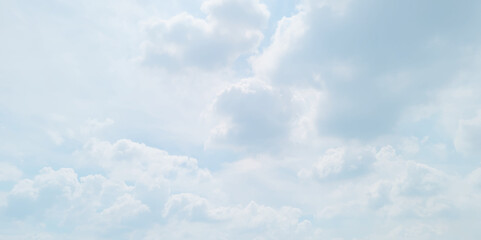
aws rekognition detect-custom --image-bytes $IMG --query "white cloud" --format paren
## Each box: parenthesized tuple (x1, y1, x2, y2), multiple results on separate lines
(150, 194, 320, 240)
(209, 79, 293, 151)
(140, 0, 269, 70)
(250, 0, 481, 139)
(1, 138, 481, 239)
(9, 179, 38, 199)
(3, 0, 481, 239)
(77, 139, 215, 195)
(100, 193, 149, 221)
(292, 144, 456, 224)
(251, 10, 307, 79)
(8, 168, 79, 206)
(298, 146, 375, 180)
(162, 193, 211, 220)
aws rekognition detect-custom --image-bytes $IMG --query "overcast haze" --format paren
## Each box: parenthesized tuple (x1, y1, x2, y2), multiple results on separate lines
(2, 0, 481, 239)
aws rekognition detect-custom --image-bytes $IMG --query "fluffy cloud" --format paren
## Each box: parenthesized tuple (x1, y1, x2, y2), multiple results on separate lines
(0, 139, 322, 239)
(300, 146, 375, 180)
(1, 139, 481, 239)
(251, 0, 481, 139)
(0, 139, 218, 238)
(140, 0, 269, 70)
(209, 79, 293, 151)
(3, 0, 481, 239)
(2, 173, 130, 239)
(76, 139, 215, 194)
(151, 194, 319, 240)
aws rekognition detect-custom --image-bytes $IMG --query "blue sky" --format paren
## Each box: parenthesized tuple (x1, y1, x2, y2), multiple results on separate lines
(1, 0, 481, 239)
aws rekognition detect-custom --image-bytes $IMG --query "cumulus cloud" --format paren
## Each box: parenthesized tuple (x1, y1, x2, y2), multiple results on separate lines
(100, 194, 150, 221)
(0, 138, 325, 239)
(0, 139, 219, 237)
(251, 0, 481, 139)
(2, 140, 481, 239)
(3, 0, 481, 239)
(293, 145, 456, 223)
(297, 146, 375, 180)
(209, 79, 293, 151)
(151, 195, 319, 240)
(162, 193, 211, 220)
(140, 0, 269, 70)
(314, 147, 374, 179)
(77, 139, 215, 194)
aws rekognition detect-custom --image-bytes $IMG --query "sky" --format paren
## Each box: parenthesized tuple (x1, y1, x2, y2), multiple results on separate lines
(1, 0, 481, 239)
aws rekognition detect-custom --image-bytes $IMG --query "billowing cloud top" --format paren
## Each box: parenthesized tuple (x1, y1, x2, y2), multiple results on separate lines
(1, 0, 481, 239)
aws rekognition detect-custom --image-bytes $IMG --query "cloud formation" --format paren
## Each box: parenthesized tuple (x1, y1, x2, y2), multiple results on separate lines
(140, 0, 269, 70)
(2, 0, 481, 239)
